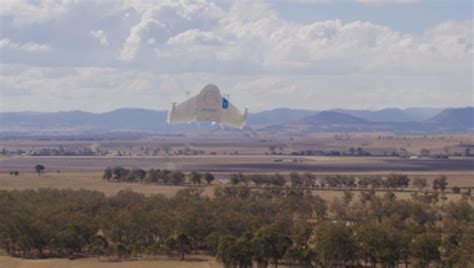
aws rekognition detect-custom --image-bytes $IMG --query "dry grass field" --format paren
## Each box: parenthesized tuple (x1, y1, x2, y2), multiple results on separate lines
(0, 171, 470, 202)
(0, 172, 215, 197)
(1, 155, 473, 173)
(0, 134, 473, 268)
(0, 256, 222, 268)
(2, 133, 472, 157)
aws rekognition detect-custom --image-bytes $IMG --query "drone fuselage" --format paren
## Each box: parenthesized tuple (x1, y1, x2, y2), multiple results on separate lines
(168, 84, 247, 129)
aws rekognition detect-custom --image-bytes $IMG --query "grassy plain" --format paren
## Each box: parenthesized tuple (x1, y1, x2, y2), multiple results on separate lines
(0, 134, 473, 267)
(0, 171, 470, 202)
(1, 133, 473, 157)
(0, 256, 222, 268)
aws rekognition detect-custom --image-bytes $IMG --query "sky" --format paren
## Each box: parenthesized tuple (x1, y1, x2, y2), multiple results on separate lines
(0, 0, 472, 113)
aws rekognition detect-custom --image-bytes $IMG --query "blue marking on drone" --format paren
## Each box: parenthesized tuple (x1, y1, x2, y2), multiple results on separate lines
(222, 98, 229, 109)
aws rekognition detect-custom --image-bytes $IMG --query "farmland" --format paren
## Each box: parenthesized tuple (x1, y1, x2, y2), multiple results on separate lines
(0, 134, 473, 267)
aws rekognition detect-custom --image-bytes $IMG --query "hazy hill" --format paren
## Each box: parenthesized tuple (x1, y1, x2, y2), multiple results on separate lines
(404, 107, 445, 121)
(1, 111, 97, 129)
(425, 107, 474, 130)
(1, 107, 472, 134)
(261, 107, 473, 134)
(95, 108, 168, 131)
(302, 111, 369, 125)
(0, 109, 170, 132)
(332, 107, 443, 122)
(247, 108, 316, 126)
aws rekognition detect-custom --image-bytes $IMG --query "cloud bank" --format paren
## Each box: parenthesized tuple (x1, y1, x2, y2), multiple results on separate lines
(0, 0, 472, 112)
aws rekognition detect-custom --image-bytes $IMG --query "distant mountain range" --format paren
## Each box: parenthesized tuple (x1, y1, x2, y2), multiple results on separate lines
(331, 107, 444, 122)
(1, 107, 472, 134)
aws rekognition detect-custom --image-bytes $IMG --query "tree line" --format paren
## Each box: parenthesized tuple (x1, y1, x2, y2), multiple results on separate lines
(0, 187, 472, 267)
(102, 167, 214, 185)
(103, 167, 467, 194)
(1, 147, 107, 157)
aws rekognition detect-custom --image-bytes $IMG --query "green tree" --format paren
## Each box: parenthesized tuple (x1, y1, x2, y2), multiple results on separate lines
(131, 169, 147, 181)
(253, 223, 292, 267)
(272, 173, 286, 186)
(112, 166, 128, 181)
(311, 223, 357, 267)
(217, 235, 253, 268)
(249, 174, 264, 187)
(452, 186, 461, 194)
(171, 171, 186, 185)
(114, 243, 130, 260)
(34, 164, 45, 176)
(204, 173, 215, 185)
(90, 235, 108, 260)
(290, 172, 303, 188)
(164, 238, 177, 258)
(302, 173, 316, 188)
(356, 224, 399, 267)
(433, 175, 448, 192)
(410, 233, 441, 267)
(103, 167, 113, 181)
(230, 173, 245, 185)
(457, 227, 474, 267)
(175, 233, 192, 260)
(188, 172, 202, 185)
(413, 177, 427, 191)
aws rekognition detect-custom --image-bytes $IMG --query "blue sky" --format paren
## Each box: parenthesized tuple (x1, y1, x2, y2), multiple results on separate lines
(274, 1, 472, 33)
(0, 0, 472, 112)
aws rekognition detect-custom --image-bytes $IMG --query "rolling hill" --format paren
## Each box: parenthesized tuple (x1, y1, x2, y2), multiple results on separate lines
(302, 111, 369, 125)
(1, 107, 472, 134)
(425, 107, 474, 131)
(332, 107, 443, 122)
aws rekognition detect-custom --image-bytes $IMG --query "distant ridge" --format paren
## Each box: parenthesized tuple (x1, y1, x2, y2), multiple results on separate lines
(262, 107, 473, 134)
(0, 108, 168, 131)
(425, 107, 474, 131)
(1, 107, 472, 134)
(302, 111, 369, 125)
(332, 107, 443, 122)
(247, 108, 316, 126)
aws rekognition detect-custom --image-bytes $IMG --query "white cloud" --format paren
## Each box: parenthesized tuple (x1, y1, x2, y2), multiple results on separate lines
(90, 30, 109, 47)
(356, 0, 419, 5)
(2, 0, 470, 75)
(0, 0, 70, 25)
(118, 8, 168, 61)
(118, 0, 224, 61)
(167, 29, 223, 46)
(0, 0, 472, 112)
(0, 38, 50, 52)
(2, 64, 472, 113)
(291, 0, 419, 4)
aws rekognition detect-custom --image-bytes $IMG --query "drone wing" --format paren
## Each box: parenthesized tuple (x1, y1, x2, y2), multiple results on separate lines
(167, 96, 198, 124)
(221, 101, 247, 129)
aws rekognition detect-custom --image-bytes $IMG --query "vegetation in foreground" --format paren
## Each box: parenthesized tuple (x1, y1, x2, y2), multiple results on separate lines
(0, 185, 473, 267)
(101, 166, 471, 197)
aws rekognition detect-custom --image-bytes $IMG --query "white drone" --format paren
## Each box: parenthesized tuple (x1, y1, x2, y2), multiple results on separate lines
(167, 84, 248, 129)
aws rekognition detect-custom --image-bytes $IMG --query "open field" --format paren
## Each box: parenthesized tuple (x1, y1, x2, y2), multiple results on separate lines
(0, 256, 221, 268)
(0, 171, 470, 202)
(0, 172, 216, 197)
(1, 155, 473, 173)
(2, 133, 473, 157)
(0, 135, 473, 268)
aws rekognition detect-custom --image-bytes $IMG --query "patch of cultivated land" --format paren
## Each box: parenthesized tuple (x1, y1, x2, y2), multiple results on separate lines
(0, 172, 470, 202)
(0, 156, 176, 172)
(0, 256, 222, 268)
(0, 172, 215, 197)
(2, 133, 473, 157)
(1, 155, 473, 173)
